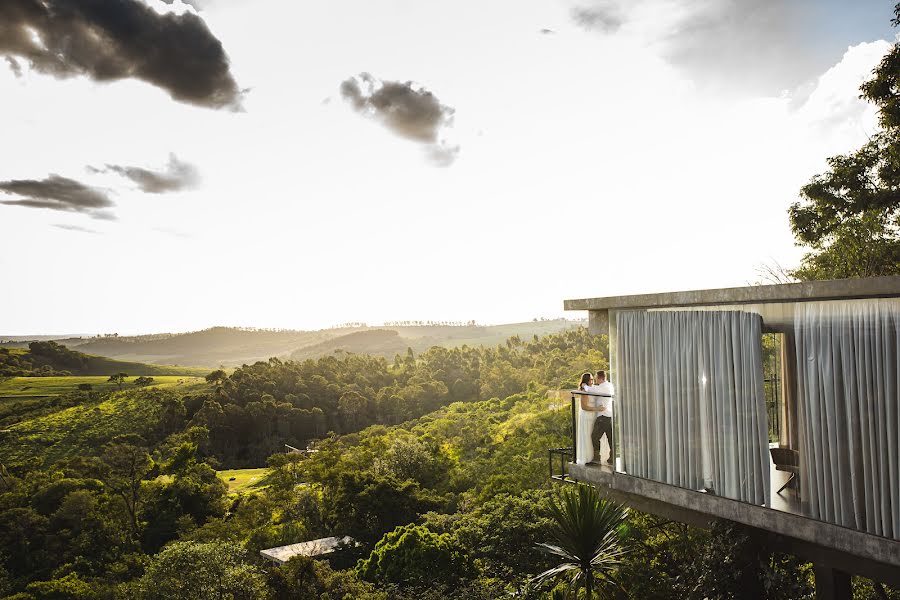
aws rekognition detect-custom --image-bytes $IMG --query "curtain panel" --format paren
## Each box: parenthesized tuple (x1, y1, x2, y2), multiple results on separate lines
(795, 300, 900, 539)
(617, 309, 770, 505)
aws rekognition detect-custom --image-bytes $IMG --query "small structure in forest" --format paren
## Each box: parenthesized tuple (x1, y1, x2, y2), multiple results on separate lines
(260, 536, 357, 565)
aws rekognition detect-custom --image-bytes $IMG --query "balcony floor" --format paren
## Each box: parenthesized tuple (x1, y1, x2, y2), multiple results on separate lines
(588, 441, 802, 515)
(567, 457, 900, 579)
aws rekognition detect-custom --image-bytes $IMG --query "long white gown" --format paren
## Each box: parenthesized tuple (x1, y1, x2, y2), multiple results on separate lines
(575, 390, 598, 465)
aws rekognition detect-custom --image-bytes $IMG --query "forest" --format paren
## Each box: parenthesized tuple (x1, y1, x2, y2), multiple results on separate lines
(4, 326, 893, 599)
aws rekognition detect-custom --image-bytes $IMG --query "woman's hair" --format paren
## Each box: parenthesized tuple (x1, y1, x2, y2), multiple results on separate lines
(579, 372, 592, 390)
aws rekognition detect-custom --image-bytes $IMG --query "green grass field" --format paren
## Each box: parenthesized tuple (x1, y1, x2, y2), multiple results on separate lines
(216, 468, 270, 493)
(0, 376, 204, 399)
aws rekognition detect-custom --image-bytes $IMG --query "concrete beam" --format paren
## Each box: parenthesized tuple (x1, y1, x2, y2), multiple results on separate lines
(567, 465, 900, 574)
(564, 276, 900, 312)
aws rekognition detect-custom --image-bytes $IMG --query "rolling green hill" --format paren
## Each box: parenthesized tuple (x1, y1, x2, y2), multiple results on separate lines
(0, 375, 203, 399)
(5, 320, 584, 368)
(0, 341, 208, 377)
(0, 386, 188, 468)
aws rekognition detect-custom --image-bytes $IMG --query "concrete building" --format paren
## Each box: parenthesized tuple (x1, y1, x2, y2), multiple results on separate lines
(260, 536, 357, 565)
(559, 276, 900, 598)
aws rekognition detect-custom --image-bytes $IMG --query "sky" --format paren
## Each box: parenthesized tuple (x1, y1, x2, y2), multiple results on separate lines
(0, 0, 896, 335)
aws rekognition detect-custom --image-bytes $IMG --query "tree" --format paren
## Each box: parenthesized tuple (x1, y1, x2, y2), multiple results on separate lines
(788, 4, 900, 279)
(26, 572, 96, 599)
(133, 376, 155, 387)
(357, 523, 473, 586)
(98, 435, 152, 539)
(322, 472, 443, 543)
(132, 541, 268, 599)
(205, 369, 227, 385)
(77, 383, 92, 392)
(107, 372, 128, 390)
(534, 484, 629, 599)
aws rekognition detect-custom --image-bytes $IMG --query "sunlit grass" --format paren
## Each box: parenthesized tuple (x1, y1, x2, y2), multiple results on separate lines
(217, 468, 271, 493)
(0, 375, 203, 399)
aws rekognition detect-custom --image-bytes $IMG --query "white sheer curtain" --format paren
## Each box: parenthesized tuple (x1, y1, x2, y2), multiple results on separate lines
(617, 310, 770, 505)
(795, 299, 900, 539)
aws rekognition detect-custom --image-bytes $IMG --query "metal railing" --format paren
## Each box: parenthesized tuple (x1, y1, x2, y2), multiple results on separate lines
(548, 389, 615, 482)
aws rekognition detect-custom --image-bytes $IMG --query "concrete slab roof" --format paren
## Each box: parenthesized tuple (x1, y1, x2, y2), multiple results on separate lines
(564, 276, 900, 312)
(260, 536, 356, 564)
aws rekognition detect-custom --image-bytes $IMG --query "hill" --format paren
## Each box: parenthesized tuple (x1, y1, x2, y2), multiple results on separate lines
(51, 327, 334, 368)
(0, 341, 208, 377)
(289, 329, 412, 360)
(1, 320, 584, 368)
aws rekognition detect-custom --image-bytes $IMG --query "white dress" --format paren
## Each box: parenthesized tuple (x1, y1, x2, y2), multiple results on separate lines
(576, 388, 598, 465)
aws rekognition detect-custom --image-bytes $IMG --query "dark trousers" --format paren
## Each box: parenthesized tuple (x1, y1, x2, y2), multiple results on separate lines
(592, 416, 613, 463)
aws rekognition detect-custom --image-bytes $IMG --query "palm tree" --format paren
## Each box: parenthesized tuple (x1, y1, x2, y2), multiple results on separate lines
(534, 484, 629, 599)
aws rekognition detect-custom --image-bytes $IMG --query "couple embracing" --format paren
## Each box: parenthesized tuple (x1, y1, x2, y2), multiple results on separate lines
(576, 370, 615, 465)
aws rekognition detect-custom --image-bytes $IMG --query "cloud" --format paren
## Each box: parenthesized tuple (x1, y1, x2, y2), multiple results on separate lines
(0, 0, 242, 109)
(793, 41, 889, 134)
(569, 0, 867, 94)
(96, 154, 200, 193)
(0, 175, 116, 220)
(571, 4, 623, 33)
(340, 72, 459, 165)
(4, 56, 21, 77)
(53, 223, 100, 234)
(158, 0, 205, 10)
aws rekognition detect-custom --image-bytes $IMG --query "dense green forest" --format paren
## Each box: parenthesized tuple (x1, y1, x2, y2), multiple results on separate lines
(5, 327, 888, 600)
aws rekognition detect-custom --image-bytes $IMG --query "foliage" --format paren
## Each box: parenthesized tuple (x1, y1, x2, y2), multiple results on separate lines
(422, 489, 556, 582)
(789, 9, 900, 279)
(0, 342, 205, 378)
(321, 471, 445, 543)
(131, 541, 268, 599)
(616, 514, 814, 600)
(0, 328, 599, 597)
(0, 325, 824, 600)
(357, 523, 473, 585)
(108, 373, 128, 390)
(534, 484, 629, 599)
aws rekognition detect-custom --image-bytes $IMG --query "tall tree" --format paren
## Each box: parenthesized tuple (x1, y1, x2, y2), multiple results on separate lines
(788, 4, 900, 279)
(98, 435, 152, 540)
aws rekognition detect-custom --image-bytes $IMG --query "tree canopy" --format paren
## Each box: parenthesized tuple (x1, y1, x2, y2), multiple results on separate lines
(789, 6, 900, 279)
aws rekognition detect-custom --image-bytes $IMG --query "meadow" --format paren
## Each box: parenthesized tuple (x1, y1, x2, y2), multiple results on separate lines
(216, 467, 271, 493)
(0, 375, 204, 399)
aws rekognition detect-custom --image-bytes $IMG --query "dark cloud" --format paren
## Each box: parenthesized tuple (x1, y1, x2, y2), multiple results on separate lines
(0, 175, 115, 220)
(53, 223, 100, 234)
(340, 73, 459, 165)
(0, 0, 242, 109)
(539, 28, 556, 35)
(97, 154, 200, 193)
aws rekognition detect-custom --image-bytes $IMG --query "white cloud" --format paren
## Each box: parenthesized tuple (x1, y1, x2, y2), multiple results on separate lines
(793, 40, 889, 139)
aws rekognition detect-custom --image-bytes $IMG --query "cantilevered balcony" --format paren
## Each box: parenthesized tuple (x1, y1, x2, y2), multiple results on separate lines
(554, 276, 900, 597)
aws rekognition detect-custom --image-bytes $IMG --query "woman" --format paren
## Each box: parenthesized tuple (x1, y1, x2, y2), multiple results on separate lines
(575, 372, 600, 465)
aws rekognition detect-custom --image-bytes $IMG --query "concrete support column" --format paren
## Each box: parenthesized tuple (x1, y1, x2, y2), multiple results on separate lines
(588, 310, 609, 336)
(814, 564, 852, 600)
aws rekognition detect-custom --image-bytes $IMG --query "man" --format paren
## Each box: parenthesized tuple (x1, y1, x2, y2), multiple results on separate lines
(590, 370, 615, 465)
